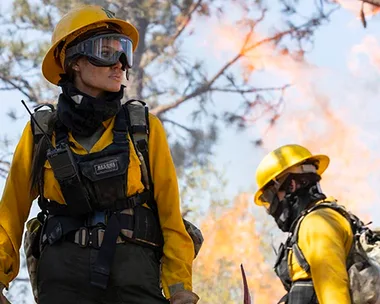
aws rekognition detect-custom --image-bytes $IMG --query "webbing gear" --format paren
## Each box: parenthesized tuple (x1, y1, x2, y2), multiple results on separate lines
(50, 107, 130, 214)
(40, 205, 162, 289)
(274, 201, 380, 304)
(65, 33, 133, 69)
(29, 104, 163, 291)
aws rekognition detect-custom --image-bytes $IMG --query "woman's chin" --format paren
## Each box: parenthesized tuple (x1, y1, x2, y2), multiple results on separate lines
(104, 85, 122, 93)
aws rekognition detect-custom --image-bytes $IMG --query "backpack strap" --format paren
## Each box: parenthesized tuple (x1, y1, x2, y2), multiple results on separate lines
(124, 99, 157, 211)
(289, 202, 355, 273)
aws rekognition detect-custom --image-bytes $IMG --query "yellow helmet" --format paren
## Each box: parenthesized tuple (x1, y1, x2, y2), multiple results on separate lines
(254, 144, 329, 206)
(42, 5, 139, 85)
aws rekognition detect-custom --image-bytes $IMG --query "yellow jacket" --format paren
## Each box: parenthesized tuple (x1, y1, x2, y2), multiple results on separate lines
(0, 113, 194, 298)
(288, 199, 353, 304)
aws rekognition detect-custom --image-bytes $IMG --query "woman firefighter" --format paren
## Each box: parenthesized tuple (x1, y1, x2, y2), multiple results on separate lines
(0, 5, 199, 304)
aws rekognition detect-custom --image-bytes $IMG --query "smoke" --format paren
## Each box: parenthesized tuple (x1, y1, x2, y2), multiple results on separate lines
(206, 15, 380, 221)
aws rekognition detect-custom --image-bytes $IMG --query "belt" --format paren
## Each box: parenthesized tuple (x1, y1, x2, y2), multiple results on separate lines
(66, 226, 126, 249)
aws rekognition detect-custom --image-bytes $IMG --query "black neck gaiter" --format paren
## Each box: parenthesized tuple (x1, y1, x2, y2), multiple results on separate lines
(269, 182, 327, 232)
(57, 80, 124, 137)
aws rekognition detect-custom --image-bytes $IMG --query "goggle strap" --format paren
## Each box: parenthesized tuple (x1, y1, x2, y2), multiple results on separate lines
(66, 43, 86, 59)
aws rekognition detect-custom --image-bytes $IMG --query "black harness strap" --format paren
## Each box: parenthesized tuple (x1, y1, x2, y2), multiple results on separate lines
(90, 211, 122, 289)
(112, 106, 129, 145)
(125, 101, 157, 213)
(90, 108, 130, 289)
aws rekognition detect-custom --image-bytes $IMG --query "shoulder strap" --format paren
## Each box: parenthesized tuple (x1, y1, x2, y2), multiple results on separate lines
(112, 106, 129, 145)
(123, 99, 157, 211)
(289, 202, 355, 273)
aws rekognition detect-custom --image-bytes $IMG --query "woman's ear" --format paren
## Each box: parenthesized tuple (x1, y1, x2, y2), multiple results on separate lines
(71, 57, 82, 72)
(72, 63, 80, 72)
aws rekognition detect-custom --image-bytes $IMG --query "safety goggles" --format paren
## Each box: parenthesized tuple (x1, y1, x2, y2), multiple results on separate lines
(259, 181, 283, 211)
(65, 34, 133, 68)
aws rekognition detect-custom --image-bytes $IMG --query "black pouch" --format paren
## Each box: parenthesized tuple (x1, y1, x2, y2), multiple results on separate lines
(79, 151, 130, 210)
(47, 143, 92, 215)
(131, 205, 164, 249)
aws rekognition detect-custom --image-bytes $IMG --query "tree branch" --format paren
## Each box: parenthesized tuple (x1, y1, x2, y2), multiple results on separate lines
(172, 0, 203, 42)
(0, 75, 37, 102)
(0, 86, 15, 91)
(209, 84, 290, 94)
(141, 0, 203, 68)
(150, 10, 330, 117)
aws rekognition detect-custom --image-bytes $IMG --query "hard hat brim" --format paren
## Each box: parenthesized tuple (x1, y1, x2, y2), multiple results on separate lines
(254, 154, 330, 206)
(42, 19, 139, 86)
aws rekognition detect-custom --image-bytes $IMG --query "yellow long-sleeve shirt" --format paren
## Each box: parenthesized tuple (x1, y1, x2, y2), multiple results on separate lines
(288, 199, 353, 304)
(0, 113, 194, 298)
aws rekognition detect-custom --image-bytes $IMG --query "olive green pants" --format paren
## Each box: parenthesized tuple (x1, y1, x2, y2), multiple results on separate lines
(37, 241, 169, 304)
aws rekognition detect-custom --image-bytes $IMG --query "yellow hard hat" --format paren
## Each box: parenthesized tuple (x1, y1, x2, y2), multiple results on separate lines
(42, 5, 139, 85)
(254, 144, 329, 206)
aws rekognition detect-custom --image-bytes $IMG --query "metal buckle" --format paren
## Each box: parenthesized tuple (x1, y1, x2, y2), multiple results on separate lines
(77, 227, 89, 248)
(91, 227, 105, 249)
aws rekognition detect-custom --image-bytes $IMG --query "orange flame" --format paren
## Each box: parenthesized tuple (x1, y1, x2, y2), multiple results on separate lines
(192, 10, 380, 303)
(208, 20, 379, 219)
(193, 194, 284, 303)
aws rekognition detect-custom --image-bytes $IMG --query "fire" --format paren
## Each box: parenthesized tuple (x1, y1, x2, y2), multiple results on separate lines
(207, 18, 379, 219)
(192, 8, 380, 303)
(193, 194, 284, 303)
